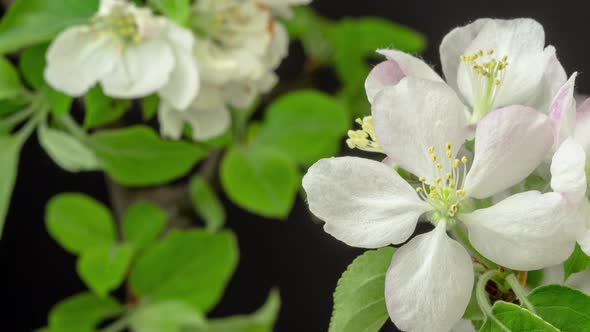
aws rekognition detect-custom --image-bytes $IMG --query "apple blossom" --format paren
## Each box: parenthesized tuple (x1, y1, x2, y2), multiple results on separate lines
(547, 73, 590, 255)
(158, 0, 294, 141)
(365, 18, 565, 123)
(303, 77, 583, 331)
(44, 0, 198, 110)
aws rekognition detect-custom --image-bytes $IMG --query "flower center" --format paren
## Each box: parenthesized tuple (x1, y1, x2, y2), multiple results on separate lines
(346, 116, 383, 153)
(415, 144, 469, 224)
(91, 9, 141, 43)
(460, 49, 509, 122)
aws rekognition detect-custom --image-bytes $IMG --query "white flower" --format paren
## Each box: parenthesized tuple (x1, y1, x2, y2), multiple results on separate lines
(159, 0, 293, 141)
(365, 18, 565, 123)
(548, 74, 590, 255)
(302, 77, 583, 331)
(44, 0, 199, 110)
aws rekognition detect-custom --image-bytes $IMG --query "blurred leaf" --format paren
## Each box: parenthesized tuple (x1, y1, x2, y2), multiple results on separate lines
(332, 18, 425, 118)
(19, 44, 72, 115)
(0, 99, 27, 116)
(48, 292, 123, 332)
(255, 91, 348, 167)
(0, 135, 22, 236)
(148, 0, 190, 26)
(142, 94, 160, 120)
(130, 301, 204, 332)
(194, 290, 280, 332)
(0, 0, 98, 54)
(89, 125, 206, 186)
(479, 301, 558, 332)
(122, 201, 167, 251)
(463, 288, 484, 321)
(83, 86, 130, 129)
(528, 284, 590, 332)
(284, 7, 335, 63)
(329, 247, 395, 332)
(0, 57, 24, 100)
(77, 244, 134, 297)
(129, 230, 238, 313)
(189, 176, 225, 232)
(45, 193, 115, 254)
(221, 146, 299, 219)
(38, 124, 100, 172)
(563, 244, 590, 281)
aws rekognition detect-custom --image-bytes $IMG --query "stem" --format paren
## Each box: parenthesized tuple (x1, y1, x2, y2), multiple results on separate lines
(56, 113, 89, 141)
(506, 273, 536, 314)
(16, 106, 48, 143)
(477, 270, 510, 332)
(99, 316, 130, 332)
(0, 105, 36, 132)
(453, 225, 498, 269)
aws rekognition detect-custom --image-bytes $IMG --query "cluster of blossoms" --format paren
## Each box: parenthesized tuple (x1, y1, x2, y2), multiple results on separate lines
(304, 18, 590, 331)
(44, 0, 310, 140)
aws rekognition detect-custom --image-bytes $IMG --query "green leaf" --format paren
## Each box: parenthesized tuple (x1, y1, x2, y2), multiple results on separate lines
(189, 176, 225, 232)
(129, 230, 238, 313)
(526, 269, 545, 289)
(48, 292, 123, 332)
(122, 201, 167, 251)
(195, 290, 281, 332)
(129, 301, 204, 332)
(479, 301, 559, 332)
(77, 244, 134, 297)
(0, 0, 98, 54)
(45, 193, 115, 254)
(142, 94, 160, 120)
(148, 0, 190, 25)
(528, 284, 590, 332)
(38, 124, 100, 172)
(221, 146, 299, 219)
(255, 91, 348, 166)
(83, 86, 130, 129)
(0, 135, 22, 236)
(0, 57, 24, 100)
(89, 126, 206, 186)
(19, 44, 72, 115)
(329, 247, 396, 332)
(563, 244, 590, 281)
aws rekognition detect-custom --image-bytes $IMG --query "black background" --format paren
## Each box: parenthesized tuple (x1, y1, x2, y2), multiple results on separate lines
(2, 0, 589, 331)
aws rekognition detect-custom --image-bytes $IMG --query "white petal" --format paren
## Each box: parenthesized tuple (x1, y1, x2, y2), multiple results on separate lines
(464, 106, 553, 199)
(454, 19, 550, 108)
(158, 87, 230, 141)
(266, 22, 289, 70)
(549, 74, 578, 146)
(550, 138, 587, 201)
(44, 27, 118, 96)
(440, 18, 491, 94)
(302, 157, 430, 248)
(377, 49, 443, 82)
(158, 23, 200, 110)
(526, 54, 568, 112)
(101, 38, 175, 99)
(385, 223, 473, 332)
(461, 191, 578, 270)
(576, 197, 590, 256)
(452, 320, 477, 332)
(372, 77, 469, 182)
(575, 98, 590, 154)
(365, 60, 405, 104)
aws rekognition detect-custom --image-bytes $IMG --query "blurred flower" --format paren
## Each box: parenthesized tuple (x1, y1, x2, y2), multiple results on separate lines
(158, 0, 298, 141)
(302, 77, 583, 331)
(366, 18, 565, 123)
(45, 0, 198, 110)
